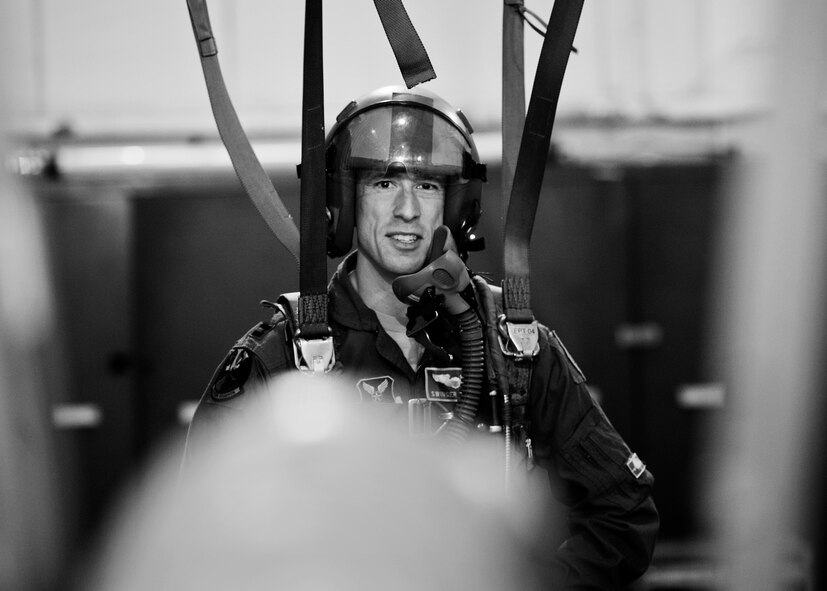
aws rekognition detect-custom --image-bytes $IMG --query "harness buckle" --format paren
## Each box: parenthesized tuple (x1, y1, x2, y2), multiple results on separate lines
(497, 315, 540, 360)
(292, 330, 336, 374)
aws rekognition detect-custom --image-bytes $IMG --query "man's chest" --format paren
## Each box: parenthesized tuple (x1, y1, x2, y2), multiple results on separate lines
(334, 328, 463, 407)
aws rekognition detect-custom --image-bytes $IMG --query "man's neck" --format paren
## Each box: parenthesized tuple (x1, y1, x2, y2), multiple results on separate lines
(350, 254, 409, 325)
(351, 253, 425, 370)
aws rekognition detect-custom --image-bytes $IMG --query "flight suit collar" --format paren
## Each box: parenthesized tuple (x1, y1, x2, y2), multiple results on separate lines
(328, 252, 381, 331)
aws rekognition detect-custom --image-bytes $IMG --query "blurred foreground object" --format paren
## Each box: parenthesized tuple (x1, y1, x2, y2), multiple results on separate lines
(0, 82, 66, 591)
(702, 0, 827, 589)
(84, 373, 551, 591)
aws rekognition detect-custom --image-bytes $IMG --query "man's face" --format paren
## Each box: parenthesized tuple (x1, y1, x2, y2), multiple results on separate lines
(355, 168, 445, 279)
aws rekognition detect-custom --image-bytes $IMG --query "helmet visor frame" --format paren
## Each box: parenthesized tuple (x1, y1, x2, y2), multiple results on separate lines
(328, 103, 476, 189)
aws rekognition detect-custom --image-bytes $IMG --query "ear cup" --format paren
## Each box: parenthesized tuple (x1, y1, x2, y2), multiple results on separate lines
(326, 169, 356, 258)
(442, 178, 482, 256)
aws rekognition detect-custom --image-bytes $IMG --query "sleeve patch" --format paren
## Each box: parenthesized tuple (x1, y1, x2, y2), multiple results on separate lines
(211, 348, 254, 401)
(626, 453, 647, 479)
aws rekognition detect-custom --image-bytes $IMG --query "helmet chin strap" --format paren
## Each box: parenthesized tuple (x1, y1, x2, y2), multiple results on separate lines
(391, 226, 472, 315)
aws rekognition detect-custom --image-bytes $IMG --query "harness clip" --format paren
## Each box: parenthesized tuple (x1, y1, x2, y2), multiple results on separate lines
(292, 330, 336, 374)
(497, 315, 540, 360)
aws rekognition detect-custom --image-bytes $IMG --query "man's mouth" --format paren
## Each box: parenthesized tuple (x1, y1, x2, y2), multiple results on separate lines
(388, 233, 420, 245)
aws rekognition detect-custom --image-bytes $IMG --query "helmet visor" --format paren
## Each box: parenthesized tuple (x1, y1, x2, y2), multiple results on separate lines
(330, 104, 474, 183)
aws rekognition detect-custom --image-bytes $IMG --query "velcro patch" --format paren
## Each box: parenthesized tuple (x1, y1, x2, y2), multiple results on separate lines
(425, 367, 462, 402)
(626, 453, 646, 479)
(357, 376, 400, 404)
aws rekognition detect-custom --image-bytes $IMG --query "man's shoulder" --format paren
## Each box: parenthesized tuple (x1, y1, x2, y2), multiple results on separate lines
(237, 306, 293, 368)
(208, 307, 293, 402)
(471, 274, 556, 337)
(471, 276, 585, 384)
(545, 330, 586, 384)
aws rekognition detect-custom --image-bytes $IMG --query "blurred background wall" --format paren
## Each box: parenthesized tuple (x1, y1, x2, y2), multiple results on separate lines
(1, 0, 778, 135)
(1, 1, 825, 589)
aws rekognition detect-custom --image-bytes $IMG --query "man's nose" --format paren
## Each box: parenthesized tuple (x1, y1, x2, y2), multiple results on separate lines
(392, 181, 420, 221)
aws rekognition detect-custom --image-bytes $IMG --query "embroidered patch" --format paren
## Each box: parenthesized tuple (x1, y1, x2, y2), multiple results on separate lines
(626, 453, 646, 479)
(357, 376, 400, 404)
(211, 348, 253, 401)
(425, 367, 462, 402)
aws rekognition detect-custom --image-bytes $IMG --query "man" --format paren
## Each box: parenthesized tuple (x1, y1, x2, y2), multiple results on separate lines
(186, 86, 659, 588)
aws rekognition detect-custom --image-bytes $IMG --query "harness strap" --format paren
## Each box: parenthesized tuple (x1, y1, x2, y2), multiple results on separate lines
(502, 0, 583, 322)
(502, 0, 526, 219)
(185, 0, 300, 262)
(506, 361, 532, 419)
(472, 276, 510, 406)
(274, 293, 300, 337)
(500, 4, 532, 477)
(373, 0, 436, 88)
(298, 0, 331, 343)
(473, 276, 536, 483)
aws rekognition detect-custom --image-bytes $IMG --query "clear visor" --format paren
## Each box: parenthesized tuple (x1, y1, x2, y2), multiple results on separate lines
(330, 104, 473, 183)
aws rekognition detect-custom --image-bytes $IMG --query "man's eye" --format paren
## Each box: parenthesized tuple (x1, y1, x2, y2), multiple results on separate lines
(417, 182, 442, 191)
(374, 180, 394, 189)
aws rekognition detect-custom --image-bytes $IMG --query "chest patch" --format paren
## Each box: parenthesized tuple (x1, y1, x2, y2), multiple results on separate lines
(425, 367, 462, 402)
(357, 376, 401, 404)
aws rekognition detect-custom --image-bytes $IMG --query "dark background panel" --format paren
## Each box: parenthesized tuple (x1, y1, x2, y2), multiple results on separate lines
(630, 164, 722, 538)
(132, 189, 300, 446)
(37, 192, 137, 547)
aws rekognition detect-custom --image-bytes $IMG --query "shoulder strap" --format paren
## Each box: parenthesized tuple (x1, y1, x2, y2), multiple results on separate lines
(297, 0, 332, 349)
(373, 0, 436, 88)
(502, 0, 583, 326)
(502, 0, 526, 221)
(471, 277, 533, 412)
(472, 275, 536, 482)
(185, 0, 300, 262)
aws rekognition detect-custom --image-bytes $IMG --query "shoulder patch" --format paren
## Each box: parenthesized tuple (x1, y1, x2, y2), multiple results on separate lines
(211, 348, 254, 401)
(551, 331, 586, 384)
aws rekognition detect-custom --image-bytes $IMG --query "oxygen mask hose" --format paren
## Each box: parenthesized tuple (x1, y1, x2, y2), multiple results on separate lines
(442, 308, 484, 444)
(392, 226, 484, 444)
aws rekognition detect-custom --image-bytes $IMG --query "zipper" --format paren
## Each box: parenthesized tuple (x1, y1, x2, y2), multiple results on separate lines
(525, 437, 535, 471)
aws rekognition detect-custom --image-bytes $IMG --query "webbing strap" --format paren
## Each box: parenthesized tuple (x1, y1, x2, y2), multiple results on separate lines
(502, 0, 583, 321)
(373, 0, 436, 88)
(185, 0, 300, 263)
(502, 0, 526, 219)
(298, 0, 330, 337)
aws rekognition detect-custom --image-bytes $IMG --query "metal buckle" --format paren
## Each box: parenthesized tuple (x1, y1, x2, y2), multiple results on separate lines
(292, 331, 336, 374)
(497, 315, 540, 360)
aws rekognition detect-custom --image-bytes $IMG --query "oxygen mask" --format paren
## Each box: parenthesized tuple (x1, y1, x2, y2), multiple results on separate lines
(392, 225, 473, 315)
